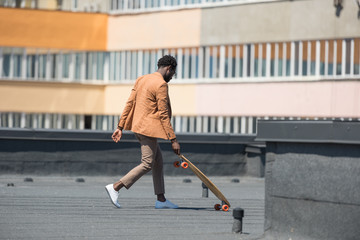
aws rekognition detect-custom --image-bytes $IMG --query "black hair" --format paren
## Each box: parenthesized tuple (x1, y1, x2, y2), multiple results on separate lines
(157, 55, 177, 70)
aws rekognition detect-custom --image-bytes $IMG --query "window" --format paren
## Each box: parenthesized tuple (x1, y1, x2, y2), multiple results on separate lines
(86, 52, 93, 80)
(72, 0, 78, 11)
(96, 52, 104, 80)
(84, 115, 92, 129)
(26, 53, 36, 78)
(270, 43, 276, 77)
(182, 48, 191, 79)
(38, 53, 46, 79)
(335, 39, 342, 75)
(75, 53, 81, 80)
(2, 50, 11, 78)
(203, 46, 220, 79)
(224, 45, 235, 78)
(62, 52, 70, 79)
(13, 48, 22, 78)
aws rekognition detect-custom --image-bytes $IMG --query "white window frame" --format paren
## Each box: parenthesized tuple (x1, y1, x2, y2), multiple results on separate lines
(104, 52, 110, 83)
(324, 40, 329, 76)
(258, 43, 263, 77)
(290, 42, 295, 77)
(250, 44, 255, 78)
(315, 40, 321, 76)
(341, 39, 346, 76)
(266, 43, 271, 78)
(333, 40, 337, 76)
(219, 45, 225, 80)
(227, 45, 233, 78)
(350, 39, 354, 76)
(274, 43, 279, 77)
(282, 43, 287, 77)
(235, 45, 240, 78)
(243, 44, 248, 78)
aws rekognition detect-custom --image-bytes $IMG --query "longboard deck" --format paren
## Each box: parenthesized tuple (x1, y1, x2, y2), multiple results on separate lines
(179, 155, 231, 207)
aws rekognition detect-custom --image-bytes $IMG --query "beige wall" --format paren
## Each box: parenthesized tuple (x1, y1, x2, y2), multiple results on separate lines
(37, 0, 58, 10)
(104, 84, 197, 115)
(1, 79, 359, 118)
(104, 84, 133, 115)
(169, 84, 197, 116)
(108, 9, 202, 50)
(200, 0, 360, 46)
(0, 81, 105, 114)
(0, 80, 196, 116)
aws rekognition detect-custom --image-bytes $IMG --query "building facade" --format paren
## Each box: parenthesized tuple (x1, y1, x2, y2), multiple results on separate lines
(0, 0, 360, 134)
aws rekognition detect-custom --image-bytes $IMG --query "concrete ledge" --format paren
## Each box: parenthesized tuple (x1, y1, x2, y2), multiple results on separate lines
(0, 128, 258, 144)
(0, 128, 265, 176)
(269, 142, 360, 206)
(257, 120, 360, 240)
(256, 120, 360, 144)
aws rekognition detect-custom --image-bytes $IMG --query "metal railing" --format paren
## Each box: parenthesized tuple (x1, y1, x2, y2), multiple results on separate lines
(2, 112, 358, 134)
(0, 112, 258, 134)
(0, 0, 288, 14)
(1, 38, 359, 84)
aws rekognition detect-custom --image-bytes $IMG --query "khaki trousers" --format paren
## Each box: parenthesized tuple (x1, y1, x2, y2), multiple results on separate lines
(119, 133, 165, 195)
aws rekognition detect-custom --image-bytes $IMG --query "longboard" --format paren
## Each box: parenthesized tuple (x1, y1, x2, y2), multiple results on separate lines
(174, 154, 231, 211)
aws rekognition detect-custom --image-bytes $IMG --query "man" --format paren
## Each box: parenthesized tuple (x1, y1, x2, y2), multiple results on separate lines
(105, 55, 180, 209)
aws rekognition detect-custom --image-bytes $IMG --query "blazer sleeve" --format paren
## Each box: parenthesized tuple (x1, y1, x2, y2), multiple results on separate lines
(156, 83, 176, 140)
(117, 78, 139, 129)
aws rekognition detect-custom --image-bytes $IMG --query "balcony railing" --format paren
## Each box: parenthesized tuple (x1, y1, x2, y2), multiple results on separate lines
(1, 111, 358, 134)
(108, 0, 284, 14)
(0, 112, 258, 134)
(1, 38, 359, 84)
(0, 0, 288, 14)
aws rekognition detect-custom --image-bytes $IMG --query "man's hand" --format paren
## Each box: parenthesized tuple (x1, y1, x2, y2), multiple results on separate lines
(171, 139, 180, 155)
(112, 129, 122, 143)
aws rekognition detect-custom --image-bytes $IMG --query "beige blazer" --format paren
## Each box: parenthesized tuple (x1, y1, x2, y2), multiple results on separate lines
(117, 72, 176, 140)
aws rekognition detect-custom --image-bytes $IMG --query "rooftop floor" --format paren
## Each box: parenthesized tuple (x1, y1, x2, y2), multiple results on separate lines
(0, 175, 264, 240)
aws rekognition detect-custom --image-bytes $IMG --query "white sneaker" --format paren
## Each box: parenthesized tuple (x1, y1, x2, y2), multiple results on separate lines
(155, 200, 179, 209)
(105, 184, 121, 208)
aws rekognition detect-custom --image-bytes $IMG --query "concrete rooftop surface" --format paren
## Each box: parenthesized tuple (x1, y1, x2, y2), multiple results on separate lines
(0, 175, 264, 240)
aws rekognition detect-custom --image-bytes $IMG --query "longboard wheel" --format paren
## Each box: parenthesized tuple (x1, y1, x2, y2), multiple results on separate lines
(181, 162, 189, 169)
(173, 161, 180, 168)
(222, 204, 229, 212)
(214, 204, 221, 211)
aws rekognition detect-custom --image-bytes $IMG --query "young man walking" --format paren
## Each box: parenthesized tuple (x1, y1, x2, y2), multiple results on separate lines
(105, 55, 181, 209)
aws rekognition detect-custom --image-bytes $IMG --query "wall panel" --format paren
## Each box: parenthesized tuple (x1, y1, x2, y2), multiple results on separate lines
(200, 0, 360, 46)
(0, 80, 105, 114)
(0, 8, 107, 50)
(195, 81, 360, 118)
(108, 9, 201, 50)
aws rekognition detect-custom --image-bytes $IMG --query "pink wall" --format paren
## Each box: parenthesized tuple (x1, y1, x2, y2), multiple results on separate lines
(196, 81, 360, 118)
